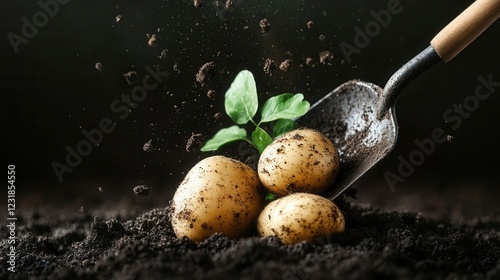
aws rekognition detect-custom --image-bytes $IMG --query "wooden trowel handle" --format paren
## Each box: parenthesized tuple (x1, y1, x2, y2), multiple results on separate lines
(430, 0, 500, 62)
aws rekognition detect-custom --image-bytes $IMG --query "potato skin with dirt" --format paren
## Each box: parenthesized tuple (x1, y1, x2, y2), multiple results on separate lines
(257, 193, 345, 245)
(171, 156, 264, 242)
(258, 128, 340, 196)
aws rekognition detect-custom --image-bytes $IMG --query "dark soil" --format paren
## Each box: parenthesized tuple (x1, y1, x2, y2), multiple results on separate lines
(1, 197, 499, 279)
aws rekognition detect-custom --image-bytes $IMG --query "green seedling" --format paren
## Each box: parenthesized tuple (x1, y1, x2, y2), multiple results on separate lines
(201, 70, 310, 154)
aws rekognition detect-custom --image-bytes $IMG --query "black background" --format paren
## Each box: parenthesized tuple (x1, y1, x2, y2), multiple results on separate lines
(1, 0, 499, 215)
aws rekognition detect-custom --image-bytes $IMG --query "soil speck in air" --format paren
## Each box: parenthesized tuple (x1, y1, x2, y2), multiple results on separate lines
(186, 132, 204, 152)
(279, 59, 293, 71)
(133, 185, 149, 196)
(447, 135, 454, 142)
(207, 89, 217, 99)
(115, 15, 122, 22)
(259, 18, 271, 33)
(95, 62, 103, 71)
(225, 0, 234, 10)
(147, 34, 158, 47)
(305, 57, 316, 67)
(193, 0, 203, 8)
(196, 62, 216, 87)
(143, 139, 153, 152)
(123, 71, 138, 84)
(307, 20, 313, 28)
(319, 34, 326, 42)
(264, 58, 277, 76)
(213, 112, 223, 121)
(319, 50, 335, 65)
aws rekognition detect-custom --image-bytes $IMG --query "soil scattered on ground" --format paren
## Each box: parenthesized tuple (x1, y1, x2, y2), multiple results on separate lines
(2, 199, 499, 279)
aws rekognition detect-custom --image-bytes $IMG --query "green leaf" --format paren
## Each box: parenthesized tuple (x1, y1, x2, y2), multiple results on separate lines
(260, 93, 310, 123)
(265, 192, 277, 202)
(200, 125, 247, 152)
(273, 119, 297, 138)
(224, 70, 259, 125)
(252, 127, 273, 154)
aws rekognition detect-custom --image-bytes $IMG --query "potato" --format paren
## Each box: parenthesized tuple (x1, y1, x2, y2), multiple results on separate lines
(258, 128, 340, 196)
(171, 156, 264, 242)
(257, 193, 344, 245)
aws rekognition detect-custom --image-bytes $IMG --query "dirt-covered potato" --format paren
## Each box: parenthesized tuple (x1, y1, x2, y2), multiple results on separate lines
(171, 156, 264, 242)
(257, 193, 344, 245)
(258, 128, 340, 196)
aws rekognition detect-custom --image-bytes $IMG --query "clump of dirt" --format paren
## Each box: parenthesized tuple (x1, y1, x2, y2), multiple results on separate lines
(305, 57, 316, 67)
(207, 89, 217, 99)
(259, 18, 271, 33)
(263, 58, 277, 76)
(196, 62, 217, 87)
(2, 200, 499, 279)
(133, 185, 150, 196)
(193, 0, 203, 8)
(186, 132, 204, 152)
(319, 51, 335, 65)
(225, 0, 234, 10)
(147, 34, 158, 47)
(123, 71, 138, 84)
(279, 59, 293, 72)
(143, 139, 153, 152)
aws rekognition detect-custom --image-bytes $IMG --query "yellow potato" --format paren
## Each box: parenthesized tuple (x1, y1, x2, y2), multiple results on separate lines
(257, 193, 345, 245)
(258, 128, 340, 196)
(171, 156, 264, 242)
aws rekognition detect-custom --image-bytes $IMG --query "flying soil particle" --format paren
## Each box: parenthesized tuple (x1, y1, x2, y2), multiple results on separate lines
(307, 20, 313, 28)
(259, 18, 271, 33)
(305, 57, 316, 67)
(225, 0, 233, 10)
(196, 62, 216, 87)
(263, 58, 277, 76)
(147, 34, 158, 47)
(143, 139, 153, 152)
(447, 135, 454, 142)
(319, 34, 326, 41)
(123, 71, 138, 84)
(193, 0, 203, 7)
(319, 51, 335, 65)
(207, 89, 217, 99)
(213, 112, 223, 121)
(158, 49, 168, 60)
(186, 133, 204, 152)
(95, 62, 103, 71)
(115, 15, 122, 22)
(279, 59, 293, 72)
(133, 185, 149, 196)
